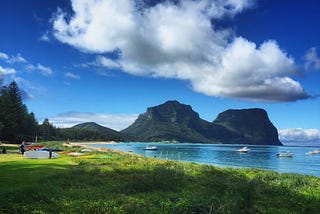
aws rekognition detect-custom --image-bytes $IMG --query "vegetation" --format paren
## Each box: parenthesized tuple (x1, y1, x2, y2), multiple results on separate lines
(0, 81, 128, 143)
(0, 82, 282, 145)
(122, 100, 282, 145)
(0, 142, 319, 213)
(0, 81, 37, 143)
(61, 122, 128, 142)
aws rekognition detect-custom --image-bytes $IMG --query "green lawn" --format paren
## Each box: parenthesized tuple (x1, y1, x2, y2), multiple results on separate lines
(0, 142, 319, 213)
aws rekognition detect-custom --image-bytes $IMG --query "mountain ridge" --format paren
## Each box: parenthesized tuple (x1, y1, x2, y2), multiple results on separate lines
(69, 122, 126, 141)
(121, 100, 282, 145)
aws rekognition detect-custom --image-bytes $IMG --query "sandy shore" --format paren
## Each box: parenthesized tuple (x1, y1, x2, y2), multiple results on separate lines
(0, 141, 121, 154)
(63, 141, 118, 153)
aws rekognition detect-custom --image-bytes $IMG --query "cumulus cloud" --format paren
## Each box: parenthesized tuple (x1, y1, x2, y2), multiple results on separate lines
(279, 128, 320, 144)
(51, 0, 309, 102)
(49, 112, 138, 131)
(304, 47, 320, 71)
(96, 56, 121, 69)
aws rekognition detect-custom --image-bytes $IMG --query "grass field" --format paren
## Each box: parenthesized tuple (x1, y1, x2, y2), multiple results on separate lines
(0, 142, 319, 213)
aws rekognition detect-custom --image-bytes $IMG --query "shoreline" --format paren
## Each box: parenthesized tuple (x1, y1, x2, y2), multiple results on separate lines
(63, 141, 142, 156)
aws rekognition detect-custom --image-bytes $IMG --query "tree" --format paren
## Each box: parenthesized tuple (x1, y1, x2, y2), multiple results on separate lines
(38, 118, 56, 141)
(0, 81, 37, 143)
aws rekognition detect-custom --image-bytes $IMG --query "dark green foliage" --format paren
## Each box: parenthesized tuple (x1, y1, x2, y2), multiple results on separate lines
(122, 100, 282, 145)
(38, 118, 56, 141)
(0, 81, 130, 143)
(214, 109, 282, 145)
(0, 81, 37, 143)
(55, 122, 129, 142)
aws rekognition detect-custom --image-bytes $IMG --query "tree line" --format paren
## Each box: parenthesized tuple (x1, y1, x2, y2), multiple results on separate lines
(0, 81, 127, 144)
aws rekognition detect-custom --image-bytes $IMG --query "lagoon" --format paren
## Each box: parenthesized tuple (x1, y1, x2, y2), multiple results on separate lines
(92, 142, 320, 177)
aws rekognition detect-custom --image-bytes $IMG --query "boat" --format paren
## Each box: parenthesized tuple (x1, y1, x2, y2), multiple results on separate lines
(306, 149, 320, 155)
(235, 146, 250, 153)
(24, 150, 59, 159)
(143, 145, 158, 150)
(277, 151, 293, 157)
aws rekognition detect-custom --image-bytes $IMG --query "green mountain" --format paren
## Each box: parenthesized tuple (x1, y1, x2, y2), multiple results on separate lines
(121, 100, 213, 143)
(213, 109, 282, 145)
(72, 122, 117, 133)
(69, 122, 126, 141)
(121, 101, 282, 145)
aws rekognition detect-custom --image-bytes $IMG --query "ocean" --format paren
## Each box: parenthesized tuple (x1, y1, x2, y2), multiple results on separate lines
(91, 142, 320, 177)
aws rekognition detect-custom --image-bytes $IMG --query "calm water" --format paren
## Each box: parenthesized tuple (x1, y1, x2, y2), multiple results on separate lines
(91, 142, 320, 177)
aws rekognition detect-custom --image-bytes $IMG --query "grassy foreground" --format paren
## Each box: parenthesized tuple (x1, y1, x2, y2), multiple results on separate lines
(0, 142, 320, 213)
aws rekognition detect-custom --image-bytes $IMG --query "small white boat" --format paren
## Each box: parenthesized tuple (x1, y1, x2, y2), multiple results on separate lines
(236, 146, 250, 153)
(277, 152, 293, 157)
(143, 145, 158, 150)
(306, 150, 320, 155)
(24, 150, 59, 159)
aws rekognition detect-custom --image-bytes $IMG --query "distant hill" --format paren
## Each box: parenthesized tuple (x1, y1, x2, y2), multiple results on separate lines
(121, 100, 282, 145)
(68, 122, 127, 141)
(72, 122, 118, 134)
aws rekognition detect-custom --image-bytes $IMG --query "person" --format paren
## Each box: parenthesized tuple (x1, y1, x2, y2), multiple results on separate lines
(1, 148, 7, 154)
(19, 141, 26, 157)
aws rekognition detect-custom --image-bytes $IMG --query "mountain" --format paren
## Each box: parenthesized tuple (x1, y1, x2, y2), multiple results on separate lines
(213, 109, 282, 145)
(70, 122, 126, 141)
(121, 100, 282, 145)
(121, 100, 213, 143)
(72, 122, 118, 133)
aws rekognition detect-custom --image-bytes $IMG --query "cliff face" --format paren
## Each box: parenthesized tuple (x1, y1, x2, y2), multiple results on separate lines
(213, 109, 282, 145)
(121, 100, 282, 145)
(121, 101, 213, 143)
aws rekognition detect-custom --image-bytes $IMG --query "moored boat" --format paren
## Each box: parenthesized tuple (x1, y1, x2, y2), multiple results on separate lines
(144, 145, 158, 150)
(235, 146, 250, 153)
(277, 151, 293, 157)
(306, 149, 320, 155)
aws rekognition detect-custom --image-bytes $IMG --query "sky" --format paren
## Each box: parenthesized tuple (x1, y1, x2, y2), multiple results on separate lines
(0, 0, 320, 144)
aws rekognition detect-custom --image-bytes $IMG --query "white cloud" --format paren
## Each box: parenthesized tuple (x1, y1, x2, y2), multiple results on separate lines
(27, 63, 53, 76)
(304, 47, 320, 71)
(0, 51, 53, 77)
(6, 53, 28, 64)
(96, 56, 121, 69)
(279, 128, 320, 144)
(0, 65, 16, 84)
(39, 31, 50, 42)
(51, 0, 309, 102)
(49, 112, 138, 131)
(37, 64, 53, 76)
(65, 72, 80, 79)
(0, 52, 27, 64)
(0, 52, 8, 60)
(0, 65, 16, 75)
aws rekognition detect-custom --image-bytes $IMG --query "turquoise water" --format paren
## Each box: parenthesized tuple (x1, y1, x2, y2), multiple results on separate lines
(92, 142, 320, 177)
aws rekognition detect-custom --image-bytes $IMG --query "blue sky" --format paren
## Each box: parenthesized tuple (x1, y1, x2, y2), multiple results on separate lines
(0, 0, 320, 143)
